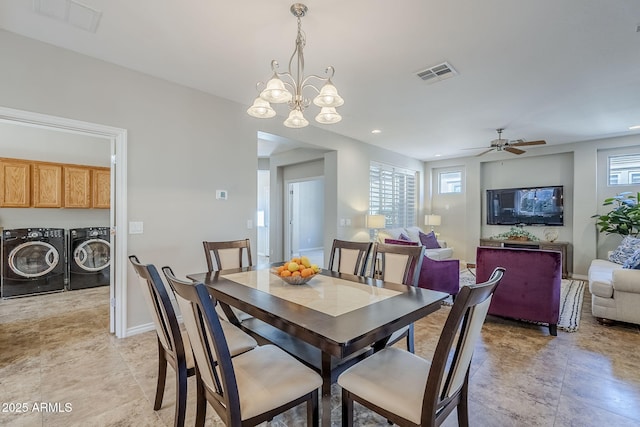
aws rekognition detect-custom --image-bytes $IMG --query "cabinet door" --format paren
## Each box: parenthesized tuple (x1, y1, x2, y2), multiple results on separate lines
(92, 168, 111, 209)
(64, 166, 91, 208)
(33, 162, 63, 208)
(0, 159, 31, 207)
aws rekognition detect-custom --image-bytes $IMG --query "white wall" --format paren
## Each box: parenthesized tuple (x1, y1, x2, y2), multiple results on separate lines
(1, 30, 423, 333)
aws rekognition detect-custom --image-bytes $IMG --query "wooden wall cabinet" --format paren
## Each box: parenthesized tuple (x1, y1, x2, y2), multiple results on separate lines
(64, 166, 92, 208)
(92, 167, 111, 209)
(0, 158, 31, 207)
(33, 162, 63, 208)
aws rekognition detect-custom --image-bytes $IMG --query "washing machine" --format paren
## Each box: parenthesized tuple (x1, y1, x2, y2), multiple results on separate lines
(1, 228, 66, 298)
(68, 227, 111, 290)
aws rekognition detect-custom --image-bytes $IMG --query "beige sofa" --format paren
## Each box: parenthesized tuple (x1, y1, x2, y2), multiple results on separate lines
(377, 226, 453, 260)
(588, 259, 640, 324)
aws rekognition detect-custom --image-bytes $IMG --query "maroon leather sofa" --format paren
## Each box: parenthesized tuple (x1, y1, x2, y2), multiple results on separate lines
(475, 246, 562, 336)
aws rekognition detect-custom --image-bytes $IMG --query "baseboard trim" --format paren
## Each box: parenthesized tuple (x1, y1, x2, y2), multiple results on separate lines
(125, 322, 155, 337)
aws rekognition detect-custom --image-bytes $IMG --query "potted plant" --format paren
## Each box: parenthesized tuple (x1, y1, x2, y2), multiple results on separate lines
(493, 226, 539, 241)
(593, 192, 640, 237)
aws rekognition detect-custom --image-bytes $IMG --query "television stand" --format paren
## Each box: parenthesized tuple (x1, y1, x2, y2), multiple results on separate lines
(479, 238, 572, 279)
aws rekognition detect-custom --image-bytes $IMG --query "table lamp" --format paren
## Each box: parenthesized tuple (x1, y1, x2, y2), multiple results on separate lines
(425, 214, 441, 234)
(366, 214, 386, 242)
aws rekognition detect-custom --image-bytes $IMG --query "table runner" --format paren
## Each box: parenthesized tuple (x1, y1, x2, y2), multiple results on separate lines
(223, 269, 399, 317)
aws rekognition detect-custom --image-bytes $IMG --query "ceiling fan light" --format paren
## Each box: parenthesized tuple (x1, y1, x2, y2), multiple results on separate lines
(247, 97, 276, 118)
(260, 76, 292, 104)
(313, 81, 344, 107)
(315, 107, 342, 124)
(284, 109, 309, 128)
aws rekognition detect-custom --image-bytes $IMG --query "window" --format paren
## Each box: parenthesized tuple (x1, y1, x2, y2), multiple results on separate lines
(609, 154, 640, 186)
(439, 171, 462, 194)
(369, 162, 417, 228)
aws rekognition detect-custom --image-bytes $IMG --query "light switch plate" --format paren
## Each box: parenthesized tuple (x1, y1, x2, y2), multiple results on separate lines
(216, 190, 228, 200)
(129, 221, 143, 234)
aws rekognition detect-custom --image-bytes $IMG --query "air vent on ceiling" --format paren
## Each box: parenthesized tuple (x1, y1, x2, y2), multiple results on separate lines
(416, 62, 458, 84)
(33, 0, 102, 33)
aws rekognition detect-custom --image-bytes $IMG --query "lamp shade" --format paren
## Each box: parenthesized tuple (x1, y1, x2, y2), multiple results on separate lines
(260, 76, 293, 104)
(247, 97, 276, 118)
(315, 107, 342, 124)
(366, 214, 386, 229)
(313, 81, 344, 108)
(283, 109, 309, 128)
(425, 214, 442, 226)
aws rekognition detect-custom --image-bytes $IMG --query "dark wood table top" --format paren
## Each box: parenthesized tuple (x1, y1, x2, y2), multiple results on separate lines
(187, 266, 448, 359)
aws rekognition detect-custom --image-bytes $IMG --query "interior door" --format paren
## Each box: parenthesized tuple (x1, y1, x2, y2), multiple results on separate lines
(284, 178, 325, 266)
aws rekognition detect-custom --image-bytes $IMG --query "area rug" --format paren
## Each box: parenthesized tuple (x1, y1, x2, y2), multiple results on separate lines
(457, 268, 586, 332)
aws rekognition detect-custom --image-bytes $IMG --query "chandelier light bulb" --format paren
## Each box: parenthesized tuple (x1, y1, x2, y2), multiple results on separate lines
(260, 76, 293, 104)
(315, 107, 342, 124)
(313, 81, 344, 108)
(284, 109, 309, 128)
(247, 97, 276, 118)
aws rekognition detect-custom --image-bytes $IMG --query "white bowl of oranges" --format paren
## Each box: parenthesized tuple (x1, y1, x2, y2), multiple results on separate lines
(273, 256, 321, 285)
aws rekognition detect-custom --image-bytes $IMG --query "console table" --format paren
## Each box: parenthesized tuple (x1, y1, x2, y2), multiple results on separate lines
(479, 238, 572, 278)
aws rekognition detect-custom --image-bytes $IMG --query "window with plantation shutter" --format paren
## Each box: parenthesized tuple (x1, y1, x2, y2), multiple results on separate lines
(369, 162, 417, 228)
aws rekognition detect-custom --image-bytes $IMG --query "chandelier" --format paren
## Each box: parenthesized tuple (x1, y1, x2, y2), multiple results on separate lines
(247, 3, 344, 129)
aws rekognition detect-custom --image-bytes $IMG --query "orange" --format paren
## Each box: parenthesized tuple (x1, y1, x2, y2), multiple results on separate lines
(277, 265, 285, 273)
(292, 271, 301, 277)
(281, 270, 292, 277)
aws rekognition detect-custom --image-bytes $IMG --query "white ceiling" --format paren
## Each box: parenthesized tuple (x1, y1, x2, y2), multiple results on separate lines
(2, 0, 640, 160)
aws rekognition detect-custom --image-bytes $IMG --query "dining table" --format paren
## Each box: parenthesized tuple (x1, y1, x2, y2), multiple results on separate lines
(187, 265, 448, 426)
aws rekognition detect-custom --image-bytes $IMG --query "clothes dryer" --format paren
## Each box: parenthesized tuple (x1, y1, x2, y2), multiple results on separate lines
(1, 228, 66, 298)
(68, 227, 111, 290)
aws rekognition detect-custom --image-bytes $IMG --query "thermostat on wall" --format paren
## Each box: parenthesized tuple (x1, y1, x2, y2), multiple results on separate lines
(216, 190, 228, 200)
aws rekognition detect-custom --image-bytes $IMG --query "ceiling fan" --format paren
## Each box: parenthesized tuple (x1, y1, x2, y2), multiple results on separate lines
(474, 128, 546, 156)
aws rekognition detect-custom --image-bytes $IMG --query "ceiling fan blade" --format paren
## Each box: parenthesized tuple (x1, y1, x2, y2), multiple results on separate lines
(510, 139, 546, 147)
(475, 148, 494, 157)
(504, 147, 525, 155)
(461, 146, 488, 150)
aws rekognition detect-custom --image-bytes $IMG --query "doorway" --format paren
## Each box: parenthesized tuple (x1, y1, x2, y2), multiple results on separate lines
(0, 106, 128, 338)
(284, 177, 324, 266)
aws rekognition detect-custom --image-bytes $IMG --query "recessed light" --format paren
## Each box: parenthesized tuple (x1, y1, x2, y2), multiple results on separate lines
(371, 129, 382, 134)
(434, 154, 442, 157)
(629, 125, 640, 130)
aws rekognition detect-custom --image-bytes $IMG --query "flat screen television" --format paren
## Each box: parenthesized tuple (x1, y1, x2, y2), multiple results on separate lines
(486, 186, 564, 226)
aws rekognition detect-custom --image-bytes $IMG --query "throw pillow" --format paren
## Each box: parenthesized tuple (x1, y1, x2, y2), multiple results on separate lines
(399, 232, 411, 241)
(385, 238, 419, 246)
(419, 231, 441, 249)
(622, 248, 640, 269)
(609, 236, 640, 264)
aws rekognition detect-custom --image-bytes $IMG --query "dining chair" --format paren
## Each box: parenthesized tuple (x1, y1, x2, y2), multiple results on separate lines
(162, 267, 323, 427)
(338, 267, 505, 427)
(203, 239, 253, 271)
(128, 255, 195, 427)
(370, 242, 426, 352)
(129, 256, 258, 427)
(202, 239, 254, 323)
(327, 239, 373, 276)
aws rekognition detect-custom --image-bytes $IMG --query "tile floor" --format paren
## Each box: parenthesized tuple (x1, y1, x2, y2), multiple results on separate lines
(1, 285, 640, 426)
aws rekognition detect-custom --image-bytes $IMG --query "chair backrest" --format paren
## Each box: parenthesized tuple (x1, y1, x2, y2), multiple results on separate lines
(162, 267, 240, 425)
(370, 242, 425, 286)
(327, 239, 373, 276)
(421, 267, 505, 424)
(128, 255, 187, 365)
(203, 239, 253, 272)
